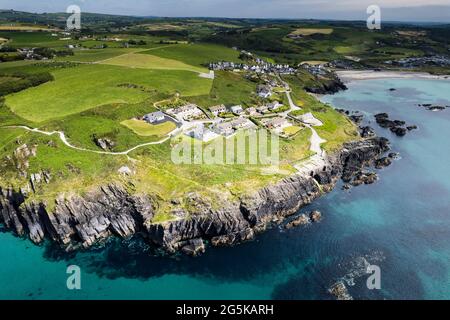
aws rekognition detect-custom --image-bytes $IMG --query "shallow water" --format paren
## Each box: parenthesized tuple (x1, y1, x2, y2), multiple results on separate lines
(1, 78, 449, 300)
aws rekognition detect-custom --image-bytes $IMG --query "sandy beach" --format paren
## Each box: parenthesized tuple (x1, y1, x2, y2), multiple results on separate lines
(337, 70, 450, 83)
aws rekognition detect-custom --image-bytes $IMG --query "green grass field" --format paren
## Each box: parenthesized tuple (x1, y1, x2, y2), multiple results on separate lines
(188, 70, 257, 107)
(5, 64, 212, 123)
(100, 52, 207, 73)
(142, 43, 242, 68)
(121, 119, 176, 137)
(55, 48, 138, 62)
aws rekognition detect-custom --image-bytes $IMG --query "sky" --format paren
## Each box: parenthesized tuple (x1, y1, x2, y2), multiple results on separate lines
(1, 0, 449, 22)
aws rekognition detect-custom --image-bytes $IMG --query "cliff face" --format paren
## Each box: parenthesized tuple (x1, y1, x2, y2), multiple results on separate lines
(0, 137, 389, 254)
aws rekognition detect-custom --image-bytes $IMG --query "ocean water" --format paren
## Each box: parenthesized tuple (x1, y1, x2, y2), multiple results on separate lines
(1, 78, 450, 300)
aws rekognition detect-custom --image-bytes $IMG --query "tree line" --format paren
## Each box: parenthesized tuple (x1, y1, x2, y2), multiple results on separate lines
(0, 72, 54, 96)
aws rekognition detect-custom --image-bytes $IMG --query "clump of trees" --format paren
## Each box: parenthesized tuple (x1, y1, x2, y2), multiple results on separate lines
(128, 39, 147, 45)
(0, 72, 54, 96)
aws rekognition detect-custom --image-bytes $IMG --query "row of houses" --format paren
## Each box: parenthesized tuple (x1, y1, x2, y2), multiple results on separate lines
(213, 117, 256, 136)
(167, 104, 204, 121)
(209, 60, 295, 75)
(209, 104, 244, 116)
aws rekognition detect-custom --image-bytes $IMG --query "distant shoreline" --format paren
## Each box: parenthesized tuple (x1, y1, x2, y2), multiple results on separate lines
(336, 70, 450, 83)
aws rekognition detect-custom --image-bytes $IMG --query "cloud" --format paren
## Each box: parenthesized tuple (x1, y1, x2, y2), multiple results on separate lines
(0, 0, 449, 21)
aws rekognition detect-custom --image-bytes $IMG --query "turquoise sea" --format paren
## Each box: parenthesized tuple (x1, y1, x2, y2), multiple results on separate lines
(1, 78, 450, 300)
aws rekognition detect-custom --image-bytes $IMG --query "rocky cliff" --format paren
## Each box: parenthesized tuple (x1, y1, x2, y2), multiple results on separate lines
(0, 137, 390, 255)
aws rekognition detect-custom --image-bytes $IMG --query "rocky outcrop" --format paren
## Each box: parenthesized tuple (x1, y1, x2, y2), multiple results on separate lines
(0, 137, 390, 254)
(304, 78, 347, 94)
(374, 113, 416, 137)
(93, 137, 116, 151)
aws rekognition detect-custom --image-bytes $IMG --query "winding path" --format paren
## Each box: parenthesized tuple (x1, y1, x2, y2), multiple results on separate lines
(2, 125, 172, 156)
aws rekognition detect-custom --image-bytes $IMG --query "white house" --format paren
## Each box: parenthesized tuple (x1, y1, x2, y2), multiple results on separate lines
(267, 101, 282, 111)
(257, 85, 272, 98)
(230, 105, 244, 114)
(230, 117, 255, 130)
(187, 124, 219, 142)
(171, 104, 203, 120)
(214, 122, 234, 136)
(263, 117, 290, 129)
(143, 111, 165, 123)
(209, 104, 227, 116)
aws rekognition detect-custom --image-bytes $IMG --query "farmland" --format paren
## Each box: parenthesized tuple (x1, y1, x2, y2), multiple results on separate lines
(5, 63, 212, 122)
(144, 43, 242, 68)
(100, 52, 208, 73)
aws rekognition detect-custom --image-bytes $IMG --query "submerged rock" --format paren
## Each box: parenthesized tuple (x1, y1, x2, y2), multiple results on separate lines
(375, 157, 392, 169)
(310, 210, 322, 222)
(180, 239, 206, 257)
(285, 214, 310, 229)
(329, 281, 353, 300)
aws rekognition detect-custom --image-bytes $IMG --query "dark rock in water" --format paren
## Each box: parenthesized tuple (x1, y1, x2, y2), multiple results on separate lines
(374, 113, 389, 120)
(180, 239, 205, 257)
(341, 137, 390, 183)
(329, 281, 353, 300)
(359, 126, 376, 138)
(389, 88, 396, 91)
(388, 152, 400, 160)
(349, 114, 364, 124)
(351, 171, 378, 186)
(407, 125, 418, 131)
(309, 210, 322, 222)
(428, 105, 445, 111)
(419, 104, 446, 111)
(390, 126, 407, 137)
(342, 184, 351, 190)
(285, 214, 310, 229)
(375, 157, 392, 169)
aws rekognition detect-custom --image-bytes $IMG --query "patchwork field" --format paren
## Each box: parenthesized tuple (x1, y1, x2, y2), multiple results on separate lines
(121, 119, 176, 137)
(0, 24, 58, 31)
(5, 64, 213, 122)
(100, 52, 207, 73)
(289, 28, 334, 36)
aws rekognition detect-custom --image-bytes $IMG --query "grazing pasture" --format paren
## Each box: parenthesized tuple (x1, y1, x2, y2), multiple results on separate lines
(55, 48, 138, 63)
(100, 52, 207, 73)
(143, 43, 242, 68)
(5, 64, 213, 122)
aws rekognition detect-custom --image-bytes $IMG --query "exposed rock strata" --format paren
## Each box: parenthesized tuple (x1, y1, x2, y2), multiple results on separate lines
(0, 138, 390, 254)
